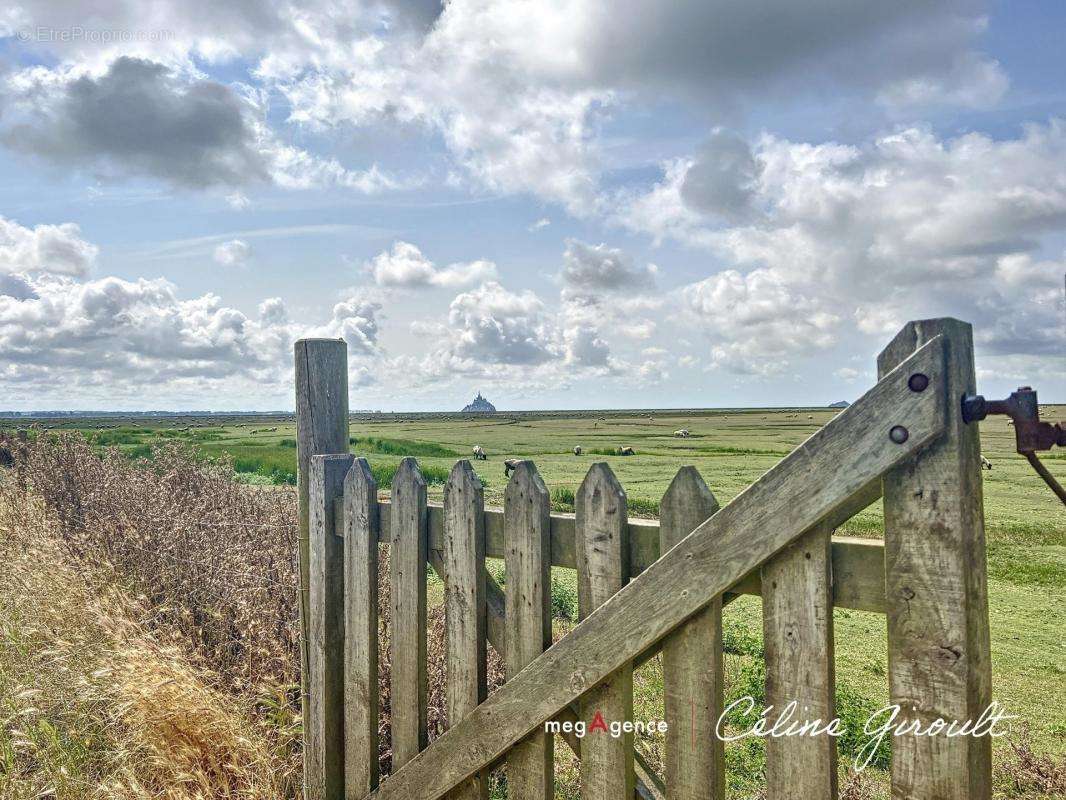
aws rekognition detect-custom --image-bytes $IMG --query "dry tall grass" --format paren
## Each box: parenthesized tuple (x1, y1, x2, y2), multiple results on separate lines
(0, 492, 290, 798)
(0, 431, 496, 793)
(3, 432, 299, 693)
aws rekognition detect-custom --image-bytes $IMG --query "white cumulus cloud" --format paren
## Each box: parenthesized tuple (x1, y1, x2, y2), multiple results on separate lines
(368, 241, 497, 289)
(213, 239, 250, 266)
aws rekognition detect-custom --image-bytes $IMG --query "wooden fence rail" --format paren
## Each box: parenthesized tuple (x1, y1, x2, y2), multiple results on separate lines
(298, 317, 992, 800)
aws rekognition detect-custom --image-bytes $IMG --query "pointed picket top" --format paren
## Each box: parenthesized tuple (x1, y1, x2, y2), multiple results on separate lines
(660, 466, 720, 550)
(446, 459, 484, 503)
(576, 462, 629, 620)
(343, 457, 377, 512)
(504, 459, 548, 504)
(393, 456, 426, 495)
(576, 461, 626, 513)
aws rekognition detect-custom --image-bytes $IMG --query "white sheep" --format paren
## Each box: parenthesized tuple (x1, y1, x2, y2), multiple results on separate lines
(573, 445, 582, 455)
(472, 445, 487, 460)
(673, 429, 690, 438)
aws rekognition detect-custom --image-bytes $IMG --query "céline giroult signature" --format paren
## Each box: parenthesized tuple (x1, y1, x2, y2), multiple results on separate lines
(718, 697, 1017, 770)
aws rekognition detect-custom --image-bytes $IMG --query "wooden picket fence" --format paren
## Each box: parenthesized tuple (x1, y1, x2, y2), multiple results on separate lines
(296, 317, 993, 800)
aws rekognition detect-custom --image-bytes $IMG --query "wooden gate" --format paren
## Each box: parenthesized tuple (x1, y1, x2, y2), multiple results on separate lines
(296, 317, 992, 800)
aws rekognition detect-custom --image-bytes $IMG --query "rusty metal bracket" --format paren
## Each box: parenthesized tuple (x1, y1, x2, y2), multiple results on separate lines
(962, 386, 1066, 505)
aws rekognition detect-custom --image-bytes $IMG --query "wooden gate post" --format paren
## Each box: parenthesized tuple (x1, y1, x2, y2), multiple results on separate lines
(296, 339, 349, 799)
(878, 319, 992, 799)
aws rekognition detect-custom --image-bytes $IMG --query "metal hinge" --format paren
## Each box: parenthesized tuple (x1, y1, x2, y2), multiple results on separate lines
(962, 386, 1066, 505)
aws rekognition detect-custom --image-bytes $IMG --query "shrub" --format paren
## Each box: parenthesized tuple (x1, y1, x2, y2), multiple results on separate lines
(369, 461, 456, 488)
(626, 497, 659, 517)
(350, 436, 459, 459)
(550, 486, 575, 512)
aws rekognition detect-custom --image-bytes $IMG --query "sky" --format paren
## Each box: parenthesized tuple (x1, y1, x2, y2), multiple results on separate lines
(0, 0, 1063, 412)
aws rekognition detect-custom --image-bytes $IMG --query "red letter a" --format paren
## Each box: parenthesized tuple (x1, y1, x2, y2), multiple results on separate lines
(589, 710, 608, 734)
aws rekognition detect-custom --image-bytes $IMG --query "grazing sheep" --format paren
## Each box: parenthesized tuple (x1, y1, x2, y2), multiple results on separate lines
(573, 445, 582, 455)
(807, 415, 814, 421)
(619, 446, 635, 456)
(503, 458, 522, 477)
(981, 455, 992, 471)
(472, 445, 487, 460)
(673, 429, 690, 438)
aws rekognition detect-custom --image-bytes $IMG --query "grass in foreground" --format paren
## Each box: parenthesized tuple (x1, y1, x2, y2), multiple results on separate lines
(0, 496, 293, 799)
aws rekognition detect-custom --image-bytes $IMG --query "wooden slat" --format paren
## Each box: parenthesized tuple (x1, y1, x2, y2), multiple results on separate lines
(761, 521, 837, 799)
(659, 467, 723, 800)
(390, 457, 429, 769)
(295, 338, 349, 800)
(576, 463, 635, 800)
(308, 453, 352, 800)
(878, 319, 992, 798)
(344, 457, 379, 797)
(430, 528, 661, 800)
(503, 461, 554, 798)
(442, 461, 488, 800)
(411, 501, 888, 613)
(369, 337, 946, 800)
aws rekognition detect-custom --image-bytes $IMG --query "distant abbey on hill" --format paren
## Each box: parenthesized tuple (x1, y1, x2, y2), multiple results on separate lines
(461, 392, 496, 413)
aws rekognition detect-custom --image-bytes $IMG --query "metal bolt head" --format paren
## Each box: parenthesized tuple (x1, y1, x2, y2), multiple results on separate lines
(908, 373, 929, 392)
(889, 425, 909, 444)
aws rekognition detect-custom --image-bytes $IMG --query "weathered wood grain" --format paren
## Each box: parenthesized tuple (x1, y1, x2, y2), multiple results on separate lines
(295, 338, 349, 798)
(429, 508, 660, 800)
(576, 463, 635, 800)
(659, 467, 723, 800)
(403, 490, 888, 613)
(308, 453, 352, 800)
(878, 319, 992, 799)
(442, 461, 488, 800)
(503, 461, 554, 799)
(390, 457, 429, 770)
(761, 521, 837, 799)
(368, 337, 946, 800)
(343, 458, 379, 797)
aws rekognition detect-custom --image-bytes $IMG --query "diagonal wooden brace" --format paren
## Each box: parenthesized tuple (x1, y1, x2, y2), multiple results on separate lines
(369, 336, 948, 800)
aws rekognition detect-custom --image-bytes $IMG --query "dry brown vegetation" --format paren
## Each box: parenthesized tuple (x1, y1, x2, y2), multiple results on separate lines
(0, 431, 499, 796)
(0, 489, 290, 798)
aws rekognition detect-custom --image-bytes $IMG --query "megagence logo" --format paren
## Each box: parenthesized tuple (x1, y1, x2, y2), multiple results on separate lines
(545, 711, 668, 739)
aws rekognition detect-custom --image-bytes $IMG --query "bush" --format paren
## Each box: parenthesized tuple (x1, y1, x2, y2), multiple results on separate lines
(369, 461, 457, 488)
(350, 436, 458, 459)
(550, 486, 575, 512)
(0, 432, 300, 694)
(626, 497, 659, 517)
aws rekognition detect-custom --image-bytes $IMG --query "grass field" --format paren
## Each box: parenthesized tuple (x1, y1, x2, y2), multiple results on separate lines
(5, 406, 1065, 795)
